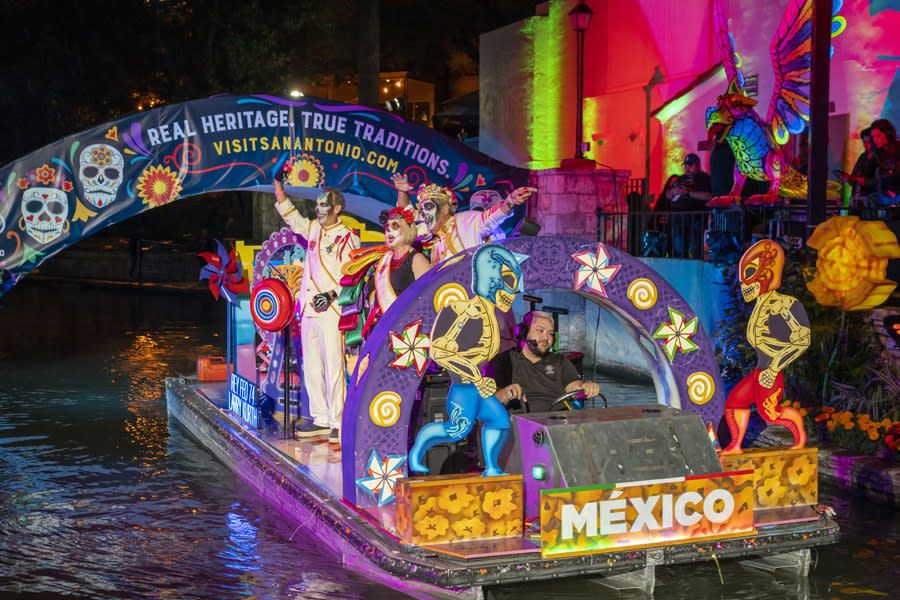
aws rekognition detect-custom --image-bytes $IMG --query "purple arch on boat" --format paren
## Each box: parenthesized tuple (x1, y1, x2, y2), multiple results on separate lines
(342, 236, 725, 507)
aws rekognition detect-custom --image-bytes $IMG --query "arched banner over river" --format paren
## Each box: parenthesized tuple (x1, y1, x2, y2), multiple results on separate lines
(0, 94, 528, 296)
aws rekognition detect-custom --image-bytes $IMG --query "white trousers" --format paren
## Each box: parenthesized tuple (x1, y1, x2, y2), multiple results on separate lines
(300, 310, 346, 429)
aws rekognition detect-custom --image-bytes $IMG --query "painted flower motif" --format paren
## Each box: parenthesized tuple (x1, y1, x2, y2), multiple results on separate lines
(91, 145, 114, 167)
(571, 244, 621, 297)
(437, 485, 474, 514)
(757, 475, 787, 508)
(414, 514, 449, 541)
(136, 164, 184, 208)
(807, 215, 900, 311)
(450, 516, 486, 539)
(413, 496, 439, 521)
(389, 320, 431, 376)
(287, 153, 325, 187)
(34, 164, 56, 185)
(783, 487, 803, 507)
(761, 457, 785, 480)
(482, 488, 516, 520)
(652, 306, 700, 362)
(354, 448, 406, 507)
(786, 455, 814, 487)
(18, 177, 29, 190)
(62, 180, 73, 193)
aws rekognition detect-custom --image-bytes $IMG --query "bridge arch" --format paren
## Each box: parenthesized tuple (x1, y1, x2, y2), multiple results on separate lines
(343, 236, 725, 506)
(0, 94, 527, 294)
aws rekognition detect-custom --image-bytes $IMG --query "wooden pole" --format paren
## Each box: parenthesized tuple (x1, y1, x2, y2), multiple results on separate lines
(807, 0, 832, 234)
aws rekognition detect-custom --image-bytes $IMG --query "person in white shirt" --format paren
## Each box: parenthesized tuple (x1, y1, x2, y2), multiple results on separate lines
(274, 161, 359, 445)
(390, 173, 535, 264)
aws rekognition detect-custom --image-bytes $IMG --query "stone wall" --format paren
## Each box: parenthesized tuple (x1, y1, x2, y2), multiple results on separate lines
(528, 167, 630, 239)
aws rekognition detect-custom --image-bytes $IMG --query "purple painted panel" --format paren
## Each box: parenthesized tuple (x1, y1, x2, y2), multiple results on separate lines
(342, 237, 725, 506)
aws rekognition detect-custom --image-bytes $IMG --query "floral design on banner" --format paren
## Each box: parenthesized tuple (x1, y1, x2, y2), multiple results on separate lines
(572, 244, 621, 298)
(286, 153, 325, 187)
(355, 448, 407, 507)
(136, 164, 184, 208)
(653, 306, 700, 362)
(18, 164, 73, 192)
(388, 319, 431, 376)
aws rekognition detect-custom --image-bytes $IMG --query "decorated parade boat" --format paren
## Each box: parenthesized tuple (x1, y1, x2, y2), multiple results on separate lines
(166, 234, 840, 598)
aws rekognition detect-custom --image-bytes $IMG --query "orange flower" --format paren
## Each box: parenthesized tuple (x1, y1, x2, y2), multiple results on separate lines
(482, 488, 517, 520)
(758, 476, 787, 508)
(450, 516, 487, 539)
(844, 421, 855, 430)
(136, 164, 183, 208)
(868, 429, 880, 441)
(827, 421, 836, 432)
(34, 164, 56, 185)
(787, 455, 814, 487)
(438, 485, 474, 514)
(806, 215, 900, 311)
(414, 514, 449, 541)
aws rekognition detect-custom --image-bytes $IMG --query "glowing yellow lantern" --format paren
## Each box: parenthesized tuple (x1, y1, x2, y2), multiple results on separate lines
(806, 216, 900, 311)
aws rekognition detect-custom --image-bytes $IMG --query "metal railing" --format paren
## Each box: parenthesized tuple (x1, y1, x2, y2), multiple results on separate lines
(597, 203, 845, 261)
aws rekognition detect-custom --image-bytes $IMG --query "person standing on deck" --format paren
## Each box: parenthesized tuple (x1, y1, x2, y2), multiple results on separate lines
(273, 159, 359, 446)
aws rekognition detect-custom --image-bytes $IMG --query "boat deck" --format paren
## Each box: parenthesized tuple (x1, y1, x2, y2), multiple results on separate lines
(167, 376, 840, 597)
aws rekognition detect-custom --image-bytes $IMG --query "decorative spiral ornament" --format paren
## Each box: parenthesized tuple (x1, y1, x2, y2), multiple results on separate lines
(433, 282, 468, 312)
(686, 372, 715, 406)
(369, 391, 402, 427)
(627, 278, 658, 310)
(251, 278, 294, 332)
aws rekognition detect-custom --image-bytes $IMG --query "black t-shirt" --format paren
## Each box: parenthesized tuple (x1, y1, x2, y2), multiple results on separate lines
(487, 349, 580, 413)
(671, 171, 712, 211)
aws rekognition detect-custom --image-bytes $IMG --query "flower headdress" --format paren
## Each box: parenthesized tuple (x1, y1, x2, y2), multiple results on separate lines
(17, 163, 73, 193)
(379, 205, 416, 226)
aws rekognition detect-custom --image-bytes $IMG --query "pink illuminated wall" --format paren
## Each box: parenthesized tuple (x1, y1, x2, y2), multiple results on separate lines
(479, 0, 900, 199)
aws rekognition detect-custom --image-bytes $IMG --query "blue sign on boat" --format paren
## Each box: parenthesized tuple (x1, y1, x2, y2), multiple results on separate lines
(228, 373, 260, 428)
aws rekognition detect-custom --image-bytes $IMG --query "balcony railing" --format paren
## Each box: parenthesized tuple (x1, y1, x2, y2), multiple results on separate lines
(597, 203, 846, 261)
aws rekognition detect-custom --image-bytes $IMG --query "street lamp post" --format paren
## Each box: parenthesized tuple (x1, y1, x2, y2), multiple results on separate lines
(561, 0, 593, 170)
(643, 66, 665, 206)
(570, 0, 592, 159)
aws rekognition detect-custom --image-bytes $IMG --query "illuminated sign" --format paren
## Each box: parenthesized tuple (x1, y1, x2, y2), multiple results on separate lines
(540, 471, 755, 558)
(228, 373, 260, 428)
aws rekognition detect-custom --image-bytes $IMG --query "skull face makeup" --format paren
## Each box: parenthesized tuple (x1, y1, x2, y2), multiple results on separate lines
(79, 144, 124, 208)
(385, 219, 403, 248)
(415, 184, 455, 234)
(417, 199, 438, 233)
(315, 194, 335, 225)
(21, 187, 69, 244)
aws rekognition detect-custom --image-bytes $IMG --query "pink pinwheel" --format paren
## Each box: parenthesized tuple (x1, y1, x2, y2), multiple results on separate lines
(199, 240, 249, 302)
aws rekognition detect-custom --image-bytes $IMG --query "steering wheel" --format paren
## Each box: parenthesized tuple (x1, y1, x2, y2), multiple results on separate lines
(547, 390, 609, 412)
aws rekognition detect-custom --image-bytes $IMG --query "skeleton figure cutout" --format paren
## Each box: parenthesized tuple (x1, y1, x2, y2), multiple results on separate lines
(79, 144, 124, 208)
(20, 187, 70, 244)
(722, 239, 811, 454)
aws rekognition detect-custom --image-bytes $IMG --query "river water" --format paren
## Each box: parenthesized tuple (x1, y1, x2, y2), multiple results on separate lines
(1, 282, 896, 599)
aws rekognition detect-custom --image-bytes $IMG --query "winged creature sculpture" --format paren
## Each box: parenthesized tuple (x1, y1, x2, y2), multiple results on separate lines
(705, 0, 846, 204)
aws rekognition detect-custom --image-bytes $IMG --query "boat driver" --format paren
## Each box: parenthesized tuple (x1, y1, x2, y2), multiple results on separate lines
(486, 310, 601, 413)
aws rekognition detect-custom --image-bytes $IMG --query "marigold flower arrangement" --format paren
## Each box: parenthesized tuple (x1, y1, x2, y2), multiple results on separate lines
(806, 403, 900, 459)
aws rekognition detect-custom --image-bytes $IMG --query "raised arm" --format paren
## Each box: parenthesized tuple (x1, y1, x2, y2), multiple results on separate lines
(392, 173, 413, 208)
(472, 186, 536, 236)
(273, 160, 310, 234)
